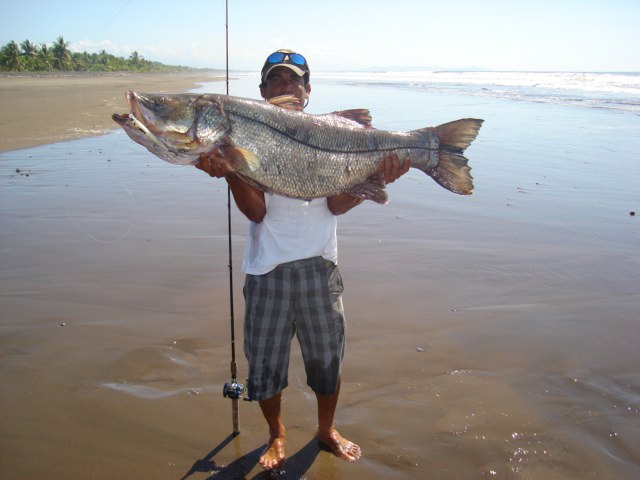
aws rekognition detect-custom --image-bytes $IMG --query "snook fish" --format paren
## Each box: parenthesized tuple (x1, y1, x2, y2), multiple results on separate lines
(112, 92, 483, 203)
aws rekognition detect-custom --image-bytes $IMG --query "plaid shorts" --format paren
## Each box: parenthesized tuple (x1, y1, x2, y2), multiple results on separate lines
(243, 256, 345, 401)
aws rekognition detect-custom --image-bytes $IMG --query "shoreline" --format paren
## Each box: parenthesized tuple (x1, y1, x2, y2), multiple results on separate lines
(1, 71, 639, 480)
(0, 71, 224, 152)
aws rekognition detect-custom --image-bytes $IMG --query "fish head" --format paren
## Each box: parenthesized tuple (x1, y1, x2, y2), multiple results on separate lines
(112, 91, 229, 165)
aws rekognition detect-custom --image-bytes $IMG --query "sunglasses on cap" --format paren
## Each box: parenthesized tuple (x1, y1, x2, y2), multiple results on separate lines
(265, 51, 308, 68)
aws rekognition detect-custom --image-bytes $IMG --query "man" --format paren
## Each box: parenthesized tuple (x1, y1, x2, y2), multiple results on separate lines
(196, 49, 409, 471)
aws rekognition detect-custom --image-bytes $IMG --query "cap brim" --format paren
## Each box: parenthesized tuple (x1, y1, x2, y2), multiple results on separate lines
(263, 64, 305, 82)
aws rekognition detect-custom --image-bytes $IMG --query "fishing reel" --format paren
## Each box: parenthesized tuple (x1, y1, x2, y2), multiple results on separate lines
(223, 378, 251, 401)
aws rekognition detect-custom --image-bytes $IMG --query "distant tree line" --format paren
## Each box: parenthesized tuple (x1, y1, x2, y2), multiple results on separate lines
(0, 36, 199, 73)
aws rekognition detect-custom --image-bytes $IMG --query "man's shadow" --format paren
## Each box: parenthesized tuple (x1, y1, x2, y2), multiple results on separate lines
(182, 433, 322, 480)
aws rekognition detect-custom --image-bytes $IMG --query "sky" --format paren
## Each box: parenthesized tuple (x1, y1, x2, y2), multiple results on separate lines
(1, 0, 639, 72)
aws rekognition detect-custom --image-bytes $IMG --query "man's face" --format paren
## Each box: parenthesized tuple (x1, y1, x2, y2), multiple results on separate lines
(260, 66, 311, 107)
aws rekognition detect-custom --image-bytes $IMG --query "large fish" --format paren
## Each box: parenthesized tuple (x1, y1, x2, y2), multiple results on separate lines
(112, 92, 483, 203)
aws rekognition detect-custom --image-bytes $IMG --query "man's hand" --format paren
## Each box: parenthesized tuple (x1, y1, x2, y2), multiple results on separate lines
(378, 151, 411, 184)
(195, 149, 230, 178)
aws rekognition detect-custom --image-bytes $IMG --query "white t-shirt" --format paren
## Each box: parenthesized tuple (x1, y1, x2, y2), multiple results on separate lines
(241, 193, 338, 275)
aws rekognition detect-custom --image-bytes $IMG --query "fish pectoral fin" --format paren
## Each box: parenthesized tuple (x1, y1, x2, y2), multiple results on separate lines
(268, 95, 304, 111)
(346, 172, 388, 205)
(223, 147, 261, 172)
(330, 109, 373, 128)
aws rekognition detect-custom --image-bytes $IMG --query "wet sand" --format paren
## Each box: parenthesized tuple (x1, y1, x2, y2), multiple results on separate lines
(0, 72, 223, 152)
(1, 74, 640, 479)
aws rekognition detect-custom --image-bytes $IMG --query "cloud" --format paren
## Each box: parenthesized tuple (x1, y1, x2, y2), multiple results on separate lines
(71, 39, 135, 57)
(69, 38, 223, 68)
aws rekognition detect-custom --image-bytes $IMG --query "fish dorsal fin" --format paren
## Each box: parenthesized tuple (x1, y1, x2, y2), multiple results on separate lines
(223, 146, 261, 172)
(268, 95, 304, 111)
(331, 109, 372, 128)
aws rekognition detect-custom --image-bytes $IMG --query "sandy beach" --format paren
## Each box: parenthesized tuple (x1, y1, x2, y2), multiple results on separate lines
(1, 73, 639, 479)
(0, 72, 223, 152)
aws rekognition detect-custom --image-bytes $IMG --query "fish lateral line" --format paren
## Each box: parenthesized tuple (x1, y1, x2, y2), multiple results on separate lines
(225, 109, 435, 155)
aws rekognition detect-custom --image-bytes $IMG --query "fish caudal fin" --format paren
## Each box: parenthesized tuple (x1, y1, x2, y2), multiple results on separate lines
(420, 118, 483, 195)
(432, 150, 474, 195)
(435, 118, 484, 151)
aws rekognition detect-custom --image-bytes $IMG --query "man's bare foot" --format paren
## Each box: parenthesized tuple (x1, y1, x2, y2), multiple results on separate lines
(317, 429, 361, 462)
(259, 435, 286, 471)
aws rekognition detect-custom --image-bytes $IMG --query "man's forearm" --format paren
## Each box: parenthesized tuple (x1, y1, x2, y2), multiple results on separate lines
(226, 173, 266, 223)
(327, 193, 364, 216)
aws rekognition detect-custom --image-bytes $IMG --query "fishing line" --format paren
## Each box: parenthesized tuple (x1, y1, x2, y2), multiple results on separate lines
(61, 133, 137, 246)
(65, 179, 135, 245)
(97, 0, 134, 38)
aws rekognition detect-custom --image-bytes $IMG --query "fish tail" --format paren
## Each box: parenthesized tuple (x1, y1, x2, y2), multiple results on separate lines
(414, 118, 483, 195)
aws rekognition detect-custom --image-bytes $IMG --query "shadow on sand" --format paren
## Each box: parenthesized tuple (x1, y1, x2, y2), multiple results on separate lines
(181, 433, 322, 480)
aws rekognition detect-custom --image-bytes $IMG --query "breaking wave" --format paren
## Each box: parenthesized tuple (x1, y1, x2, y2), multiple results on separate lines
(316, 70, 640, 114)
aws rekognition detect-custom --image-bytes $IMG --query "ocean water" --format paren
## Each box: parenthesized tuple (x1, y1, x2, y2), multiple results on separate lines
(317, 70, 640, 114)
(194, 72, 640, 479)
(201, 71, 639, 260)
(204, 69, 640, 112)
(1, 71, 639, 479)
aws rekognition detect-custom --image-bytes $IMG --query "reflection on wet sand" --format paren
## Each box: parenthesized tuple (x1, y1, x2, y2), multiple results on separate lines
(1, 74, 639, 479)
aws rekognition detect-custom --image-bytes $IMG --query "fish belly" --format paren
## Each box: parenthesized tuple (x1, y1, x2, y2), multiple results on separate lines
(225, 114, 385, 198)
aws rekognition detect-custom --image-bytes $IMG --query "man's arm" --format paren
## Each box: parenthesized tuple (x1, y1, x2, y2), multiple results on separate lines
(196, 151, 266, 223)
(197, 150, 410, 219)
(327, 152, 411, 216)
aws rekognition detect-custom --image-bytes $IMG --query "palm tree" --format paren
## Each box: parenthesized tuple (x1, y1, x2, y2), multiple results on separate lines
(1, 41, 22, 70)
(72, 51, 91, 71)
(97, 49, 110, 69)
(128, 50, 143, 69)
(20, 39, 38, 70)
(1, 36, 185, 73)
(38, 43, 54, 71)
(20, 40, 37, 57)
(52, 36, 71, 70)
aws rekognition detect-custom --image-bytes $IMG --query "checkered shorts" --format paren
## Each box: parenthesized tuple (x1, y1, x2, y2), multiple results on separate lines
(243, 257, 346, 401)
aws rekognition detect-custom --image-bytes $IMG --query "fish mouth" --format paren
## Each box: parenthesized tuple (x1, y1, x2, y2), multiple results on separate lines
(110, 92, 155, 131)
(112, 91, 147, 128)
(126, 91, 145, 124)
(111, 112, 130, 125)
(112, 92, 175, 149)
(111, 109, 163, 147)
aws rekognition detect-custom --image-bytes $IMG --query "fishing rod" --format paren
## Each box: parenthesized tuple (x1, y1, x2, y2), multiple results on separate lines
(220, 0, 249, 435)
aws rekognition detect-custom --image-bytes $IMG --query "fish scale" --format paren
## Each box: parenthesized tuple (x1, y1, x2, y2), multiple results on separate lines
(230, 119, 373, 196)
(113, 92, 483, 203)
